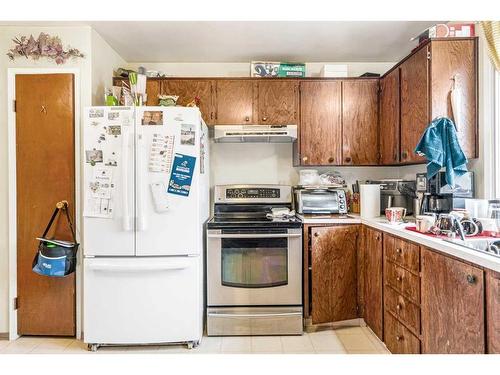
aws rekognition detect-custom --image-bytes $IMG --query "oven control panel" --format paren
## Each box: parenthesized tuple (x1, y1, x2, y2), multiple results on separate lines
(226, 188, 280, 199)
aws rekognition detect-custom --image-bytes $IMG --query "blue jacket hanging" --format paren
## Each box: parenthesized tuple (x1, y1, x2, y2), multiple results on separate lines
(414, 117, 468, 187)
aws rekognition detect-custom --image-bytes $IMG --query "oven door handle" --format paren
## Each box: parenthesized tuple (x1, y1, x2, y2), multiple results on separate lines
(207, 233, 302, 239)
(207, 312, 303, 318)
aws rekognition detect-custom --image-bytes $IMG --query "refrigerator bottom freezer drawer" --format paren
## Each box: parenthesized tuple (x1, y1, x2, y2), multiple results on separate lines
(207, 306, 303, 336)
(84, 256, 202, 345)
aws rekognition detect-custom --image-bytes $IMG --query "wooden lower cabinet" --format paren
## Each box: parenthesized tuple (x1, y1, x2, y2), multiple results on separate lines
(309, 225, 360, 324)
(421, 247, 485, 353)
(384, 312, 421, 354)
(486, 270, 500, 353)
(363, 226, 383, 339)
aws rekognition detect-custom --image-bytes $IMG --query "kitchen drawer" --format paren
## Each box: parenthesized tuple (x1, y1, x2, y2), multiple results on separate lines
(384, 311, 421, 354)
(385, 260, 420, 303)
(385, 236, 420, 272)
(384, 285, 421, 335)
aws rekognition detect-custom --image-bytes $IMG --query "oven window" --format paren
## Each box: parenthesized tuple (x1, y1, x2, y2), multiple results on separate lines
(221, 237, 288, 288)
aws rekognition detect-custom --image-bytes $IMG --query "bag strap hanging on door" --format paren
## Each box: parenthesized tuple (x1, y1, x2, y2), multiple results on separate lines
(41, 200, 77, 244)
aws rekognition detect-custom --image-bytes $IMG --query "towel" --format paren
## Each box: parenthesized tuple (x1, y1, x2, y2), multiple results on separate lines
(414, 117, 468, 187)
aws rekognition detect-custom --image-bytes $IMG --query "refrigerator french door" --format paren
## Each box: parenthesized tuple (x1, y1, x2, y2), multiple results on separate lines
(83, 106, 208, 348)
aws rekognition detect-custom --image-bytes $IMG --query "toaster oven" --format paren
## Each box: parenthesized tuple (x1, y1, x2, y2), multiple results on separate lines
(294, 188, 347, 214)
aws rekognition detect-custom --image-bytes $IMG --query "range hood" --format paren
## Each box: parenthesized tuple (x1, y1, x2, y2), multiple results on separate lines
(213, 125, 297, 143)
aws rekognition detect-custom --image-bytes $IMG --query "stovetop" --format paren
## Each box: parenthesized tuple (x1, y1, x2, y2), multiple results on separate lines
(207, 215, 302, 229)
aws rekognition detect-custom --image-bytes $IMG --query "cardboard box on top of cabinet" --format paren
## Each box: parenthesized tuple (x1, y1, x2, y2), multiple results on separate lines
(251, 61, 306, 77)
(320, 64, 348, 77)
(415, 22, 476, 44)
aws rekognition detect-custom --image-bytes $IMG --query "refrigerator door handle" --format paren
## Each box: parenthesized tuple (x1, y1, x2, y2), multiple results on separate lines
(137, 133, 147, 231)
(87, 261, 191, 272)
(122, 130, 132, 231)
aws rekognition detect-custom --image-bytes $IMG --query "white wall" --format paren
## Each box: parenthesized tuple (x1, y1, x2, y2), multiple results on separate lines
(125, 61, 395, 78)
(91, 29, 126, 105)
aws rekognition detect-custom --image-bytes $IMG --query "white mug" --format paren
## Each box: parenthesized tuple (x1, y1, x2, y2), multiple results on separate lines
(415, 215, 435, 233)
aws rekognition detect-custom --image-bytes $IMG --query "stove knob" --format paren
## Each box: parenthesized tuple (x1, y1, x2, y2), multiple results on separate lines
(238, 193, 243, 198)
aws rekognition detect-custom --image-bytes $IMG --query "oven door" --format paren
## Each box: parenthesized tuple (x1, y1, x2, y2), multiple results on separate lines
(207, 228, 302, 306)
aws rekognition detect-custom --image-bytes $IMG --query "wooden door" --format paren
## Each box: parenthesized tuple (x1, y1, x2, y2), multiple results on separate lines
(430, 39, 478, 159)
(145, 79, 161, 105)
(16, 74, 76, 336)
(257, 80, 299, 125)
(364, 227, 383, 339)
(311, 225, 359, 324)
(486, 270, 500, 353)
(342, 80, 379, 165)
(421, 247, 485, 353)
(400, 46, 429, 163)
(299, 81, 342, 165)
(215, 80, 255, 124)
(162, 79, 215, 124)
(379, 68, 400, 165)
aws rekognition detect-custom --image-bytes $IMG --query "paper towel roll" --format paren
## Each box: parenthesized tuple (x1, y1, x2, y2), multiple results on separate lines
(360, 184, 381, 218)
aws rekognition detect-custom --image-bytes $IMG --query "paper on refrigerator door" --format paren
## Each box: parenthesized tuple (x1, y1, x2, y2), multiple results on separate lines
(150, 182, 169, 213)
(84, 167, 115, 218)
(149, 134, 175, 174)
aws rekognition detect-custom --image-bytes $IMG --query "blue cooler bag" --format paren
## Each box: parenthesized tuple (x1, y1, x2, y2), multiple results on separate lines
(32, 202, 79, 278)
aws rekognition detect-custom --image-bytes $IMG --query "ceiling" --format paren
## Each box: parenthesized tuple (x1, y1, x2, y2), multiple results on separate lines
(0, 21, 441, 62)
(89, 21, 440, 63)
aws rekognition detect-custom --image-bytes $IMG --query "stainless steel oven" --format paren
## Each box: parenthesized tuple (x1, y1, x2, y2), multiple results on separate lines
(206, 184, 303, 336)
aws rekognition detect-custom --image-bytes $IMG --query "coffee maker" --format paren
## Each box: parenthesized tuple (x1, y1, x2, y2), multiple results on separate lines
(416, 171, 474, 214)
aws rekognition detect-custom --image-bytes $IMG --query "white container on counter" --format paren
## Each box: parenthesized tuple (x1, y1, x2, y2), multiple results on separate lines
(360, 184, 381, 219)
(465, 199, 489, 218)
(299, 169, 319, 186)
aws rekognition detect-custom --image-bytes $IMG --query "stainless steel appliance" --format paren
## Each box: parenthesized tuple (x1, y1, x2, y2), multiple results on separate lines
(417, 171, 474, 214)
(365, 179, 416, 215)
(207, 184, 303, 336)
(294, 187, 347, 214)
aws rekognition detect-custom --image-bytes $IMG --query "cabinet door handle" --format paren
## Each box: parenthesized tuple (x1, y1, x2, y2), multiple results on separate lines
(345, 157, 352, 163)
(262, 117, 268, 122)
(328, 157, 334, 163)
(396, 335, 404, 342)
(466, 274, 476, 284)
(396, 248, 402, 254)
(396, 303, 402, 311)
(302, 156, 308, 162)
(245, 116, 250, 122)
(396, 275, 403, 282)
(401, 151, 408, 159)
(314, 232, 320, 237)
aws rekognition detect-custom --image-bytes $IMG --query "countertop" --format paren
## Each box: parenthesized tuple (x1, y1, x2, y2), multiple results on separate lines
(297, 213, 500, 273)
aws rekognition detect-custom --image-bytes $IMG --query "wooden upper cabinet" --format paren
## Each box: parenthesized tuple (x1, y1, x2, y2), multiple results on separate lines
(421, 247, 485, 354)
(299, 81, 342, 165)
(257, 80, 299, 125)
(363, 226, 383, 340)
(486, 270, 500, 354)
(379, 68, 400, 165)
(342, 79, 379, 165)
(400, 46, 429, 164)
(161, 79, 215, 124)
(430, 39, 477, 159)
(215, 80, 255, 124)
(311, 225, 359, 324)
(145, 80, 161, 106)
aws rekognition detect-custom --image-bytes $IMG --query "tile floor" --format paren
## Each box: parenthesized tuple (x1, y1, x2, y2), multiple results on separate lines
(0, 326, 389, 354)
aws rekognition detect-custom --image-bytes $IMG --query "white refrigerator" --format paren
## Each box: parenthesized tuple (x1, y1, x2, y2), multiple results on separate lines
(82, 106, 209, 349)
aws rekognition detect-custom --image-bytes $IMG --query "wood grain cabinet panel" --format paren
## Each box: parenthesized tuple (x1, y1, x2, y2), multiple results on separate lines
(379, 68, 400, 165)
(385, 261, 420, 304)
(162, 79, 215, 124)
(421, 247, 485, 353)
(430, 39, 477, 159)
(311, 225, 359, 324)
(486, 270, 500, 353)
(363, 226, 383, 339)
(257, 80, 298, 125)
(215, 80, 254, 124)
(299, 81, 342, 165)
(145, 80, 161, 106)
(385, 237, 420, 273)
(342, 80, 379, 165)
(384, 311, 421, 354)
(384, 285, 421, 336)
(400, 46, 429, 164)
